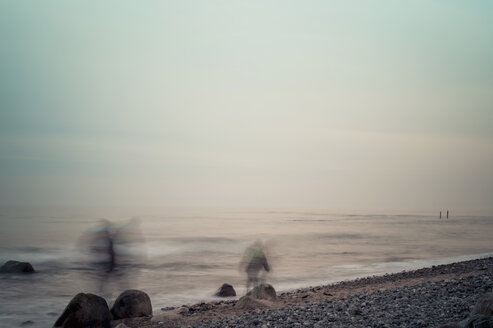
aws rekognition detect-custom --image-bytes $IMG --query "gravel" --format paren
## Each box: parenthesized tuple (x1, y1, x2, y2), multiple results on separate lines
(189, 274, 491, 328)
(134, 257, 493, 328)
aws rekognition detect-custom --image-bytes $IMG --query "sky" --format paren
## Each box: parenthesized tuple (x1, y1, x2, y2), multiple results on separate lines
(0, 1, 492, 210)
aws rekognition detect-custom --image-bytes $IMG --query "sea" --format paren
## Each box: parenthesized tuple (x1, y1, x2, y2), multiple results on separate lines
(0, 206, 492, 327)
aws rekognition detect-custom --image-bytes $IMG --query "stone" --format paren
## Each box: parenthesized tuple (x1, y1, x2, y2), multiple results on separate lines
(246, 283, 277, 301)
(471, 292, 493, 316)
(54, 293, 111, 328)
(236, 296, 268, 310)
(110, 289, 152, 320)
(0, 260, 35, 273)
(20, 320, 34, 326)
(177, 307, 189, 315)
(113, 323, 130, 328)
(160, 306, 175, 311)
(215, 283, 236, 297)
(460, 314, 493, 328)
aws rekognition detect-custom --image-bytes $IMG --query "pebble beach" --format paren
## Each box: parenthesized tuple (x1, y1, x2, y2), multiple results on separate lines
(116, 256, 493, 328)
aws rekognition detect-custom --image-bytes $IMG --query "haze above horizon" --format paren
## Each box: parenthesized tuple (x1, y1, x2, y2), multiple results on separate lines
(1, 1, 492, 211)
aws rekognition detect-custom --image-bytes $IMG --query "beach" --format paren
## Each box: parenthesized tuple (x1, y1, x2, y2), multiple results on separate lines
(110, 256, 493, 328)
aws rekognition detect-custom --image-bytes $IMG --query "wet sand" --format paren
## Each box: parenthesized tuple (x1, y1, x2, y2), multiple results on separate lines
(114, 256, 493, 327)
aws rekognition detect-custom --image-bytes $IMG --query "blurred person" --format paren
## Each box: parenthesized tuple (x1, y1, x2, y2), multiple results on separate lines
(240, 240, 271, 293)
(80, 220, 118, 294)
(76, 220, 115, 271)
(77, 218, 145, 297)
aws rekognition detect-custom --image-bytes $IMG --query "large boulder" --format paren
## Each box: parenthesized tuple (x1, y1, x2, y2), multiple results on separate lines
(110, 290, 152, 320)
(246, 283, 277, 301)
(472, 292, 493, 316)
(0, 260, 35, 273)
(459, 315, 493, 328)
(215, 283, 236, 297)
(452, 293, 493, 328)
(54, 293, 111, 328)
(236, 296, 268, 310)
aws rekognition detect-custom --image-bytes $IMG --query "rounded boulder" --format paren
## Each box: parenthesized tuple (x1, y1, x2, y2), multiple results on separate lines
(0, 260, 35, 273)
(110, 289, 152, 320)
(246, 283, 277, 301)
(54, 293, 111, 328)
(236, 296, 268, 310)
(215, 283, 236, 297)
(471, 292, 493, 316)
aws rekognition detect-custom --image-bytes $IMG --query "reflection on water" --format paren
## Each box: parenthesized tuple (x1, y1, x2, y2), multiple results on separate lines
(0, 206, 492, 327)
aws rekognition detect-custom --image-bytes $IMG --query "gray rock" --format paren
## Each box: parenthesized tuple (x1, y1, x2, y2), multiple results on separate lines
(246, 283, 277, 301)
(460, 314, 493, 328)
(472, 292, 493, 316)
(54, 293, 111, 328)
(160, 306, 175, 312)
(236, 296, 268, 310)
(110, 289, 152, 320)
(0, 260, 35, 273)
(215, 283, 236, 297)
(177, 306, 189, 315)
(113, 323, 130, 328)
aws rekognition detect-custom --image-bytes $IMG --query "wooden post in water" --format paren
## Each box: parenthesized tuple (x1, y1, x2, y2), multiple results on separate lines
(440, 211, 442, 219)
(447, 210, 449, 219)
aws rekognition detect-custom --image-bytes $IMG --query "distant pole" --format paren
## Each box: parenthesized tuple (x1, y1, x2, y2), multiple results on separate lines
(440, 211, 442, 219)
(447, 210, 449, 219)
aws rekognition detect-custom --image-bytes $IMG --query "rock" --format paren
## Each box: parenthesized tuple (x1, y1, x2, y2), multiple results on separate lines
(20, 320, 34, 326)
(460, 314, 493, 328)
(0, 260, 35, 273)
(236, 296, 268, 310)
(471, 292, 493, 316)
(113, 323, 130, 328)
(246, 283, 277, 301)
(215, 283, 236, 297)
(110, 289, 152, 320)
(160, 306, 175, 311)
(54, 293, 111, 328)
(177, 306, 189, 315)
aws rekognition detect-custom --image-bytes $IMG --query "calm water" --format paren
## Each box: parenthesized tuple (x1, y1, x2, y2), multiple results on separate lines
(0, 206, 492, 327)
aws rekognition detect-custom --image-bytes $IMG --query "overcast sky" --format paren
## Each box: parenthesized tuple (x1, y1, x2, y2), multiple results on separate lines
(1, 1, 492, 210)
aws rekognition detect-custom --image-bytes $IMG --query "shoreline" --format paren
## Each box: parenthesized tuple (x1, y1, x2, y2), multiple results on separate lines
(144, 252, 493, 312)
(117, 256, 493, 327)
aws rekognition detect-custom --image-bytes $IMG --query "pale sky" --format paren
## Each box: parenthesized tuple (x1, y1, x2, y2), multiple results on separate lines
(1, 1, 492, 210)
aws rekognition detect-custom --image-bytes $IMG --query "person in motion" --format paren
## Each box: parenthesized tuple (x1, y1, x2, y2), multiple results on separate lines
(240, 240, 271, 293)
